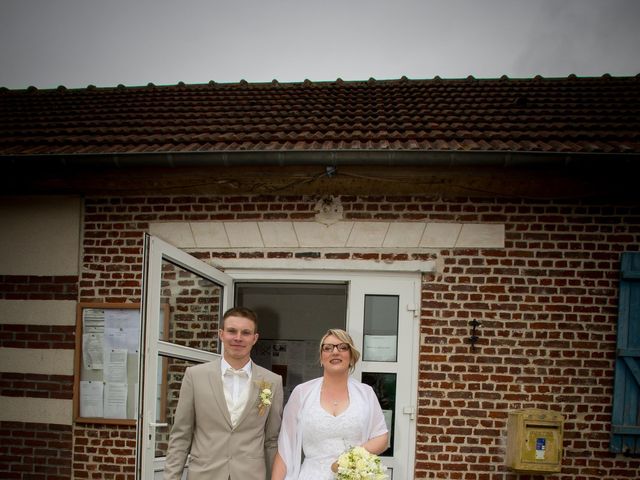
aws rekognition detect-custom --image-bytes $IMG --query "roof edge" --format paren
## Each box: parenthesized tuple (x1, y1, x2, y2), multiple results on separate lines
(3, 72, 640, 93)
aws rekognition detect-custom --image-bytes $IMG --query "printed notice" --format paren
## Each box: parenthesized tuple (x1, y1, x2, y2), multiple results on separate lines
(105, 309, 140, 353)
(83, 309, 105, 333)
(104, 349, 128, 383)
(104, 382, 128, 419)
(80, 381, 104, 417)
(363, 335, 397, 362)
(82, 333, 104, 369)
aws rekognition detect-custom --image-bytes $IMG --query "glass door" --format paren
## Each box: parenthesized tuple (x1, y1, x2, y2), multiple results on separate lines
(349, 275, 419, 480)
(136, 235, 233, 479)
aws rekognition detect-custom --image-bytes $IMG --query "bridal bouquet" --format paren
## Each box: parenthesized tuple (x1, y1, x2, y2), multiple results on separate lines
(334, 446, 388, 480)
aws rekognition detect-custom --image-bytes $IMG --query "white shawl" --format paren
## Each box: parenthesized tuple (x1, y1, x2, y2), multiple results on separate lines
(277, 377, 388, 480)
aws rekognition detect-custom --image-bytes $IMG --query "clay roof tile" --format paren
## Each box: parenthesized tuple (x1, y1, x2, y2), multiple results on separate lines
(1, 75, 639, 155)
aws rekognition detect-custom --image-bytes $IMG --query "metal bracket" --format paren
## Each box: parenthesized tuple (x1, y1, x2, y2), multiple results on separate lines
(403, 406, 416, 420)
(469, 319, 480, 352)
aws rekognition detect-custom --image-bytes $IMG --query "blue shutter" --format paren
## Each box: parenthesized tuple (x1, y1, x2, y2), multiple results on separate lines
(611, 252, 640, 455)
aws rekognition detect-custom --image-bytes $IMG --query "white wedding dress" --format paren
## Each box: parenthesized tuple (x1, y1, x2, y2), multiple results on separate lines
(297, 394, 366, 480)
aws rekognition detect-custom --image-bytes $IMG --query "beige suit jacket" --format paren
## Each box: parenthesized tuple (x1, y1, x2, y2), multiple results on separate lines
(163, 358, 283, 480)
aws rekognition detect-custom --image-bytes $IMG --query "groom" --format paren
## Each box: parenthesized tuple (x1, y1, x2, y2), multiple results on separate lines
(163, 307, 283, 480)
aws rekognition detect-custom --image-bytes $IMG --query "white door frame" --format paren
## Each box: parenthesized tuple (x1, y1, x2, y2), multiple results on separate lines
(229, 269, 420, 480)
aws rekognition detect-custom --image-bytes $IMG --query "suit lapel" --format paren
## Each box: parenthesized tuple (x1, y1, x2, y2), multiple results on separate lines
(208, 358, 233, 428)
(236, 362, 262, 427)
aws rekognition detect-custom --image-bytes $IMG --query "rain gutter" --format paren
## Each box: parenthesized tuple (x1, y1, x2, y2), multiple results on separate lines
(5, 149, 640, 169)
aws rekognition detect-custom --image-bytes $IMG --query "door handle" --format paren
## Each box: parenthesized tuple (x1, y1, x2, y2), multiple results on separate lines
(146, 422, 169, 446)
(149, 422, 168, 428)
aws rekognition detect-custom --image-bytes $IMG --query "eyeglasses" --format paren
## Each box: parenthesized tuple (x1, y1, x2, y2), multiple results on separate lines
(321, 343, 350, 353)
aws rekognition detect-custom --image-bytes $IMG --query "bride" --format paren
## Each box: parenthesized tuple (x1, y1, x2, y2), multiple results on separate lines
(271, 329, 388, 480)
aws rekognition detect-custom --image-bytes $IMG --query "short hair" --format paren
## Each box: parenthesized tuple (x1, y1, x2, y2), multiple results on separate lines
(319, 328, 361, 373)
(221, 307, 258, 332)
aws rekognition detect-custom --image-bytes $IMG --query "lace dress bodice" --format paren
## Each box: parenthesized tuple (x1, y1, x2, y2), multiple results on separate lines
(297, 392, 366, 480)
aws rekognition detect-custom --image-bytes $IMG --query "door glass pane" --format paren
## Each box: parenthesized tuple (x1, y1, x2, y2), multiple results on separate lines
(154, 355, 201, 459)
(161, 258, 223, 352)
(362, 295, 399, 362)
(235, 282, 347, 400)
(361, 372, 396, 456)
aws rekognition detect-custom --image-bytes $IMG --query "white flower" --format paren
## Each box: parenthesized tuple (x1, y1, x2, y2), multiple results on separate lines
(335, 445, 387, 480)
(256, 382, 273, 415)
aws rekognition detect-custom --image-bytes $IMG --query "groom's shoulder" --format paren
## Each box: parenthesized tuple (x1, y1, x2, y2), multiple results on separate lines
(189, 358, 219, 374)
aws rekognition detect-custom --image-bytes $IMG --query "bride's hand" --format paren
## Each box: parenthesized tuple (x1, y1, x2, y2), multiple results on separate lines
(331, 461, 338, 473)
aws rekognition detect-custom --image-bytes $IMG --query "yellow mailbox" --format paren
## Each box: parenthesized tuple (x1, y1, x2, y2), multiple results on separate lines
(506, 408, 564, 474)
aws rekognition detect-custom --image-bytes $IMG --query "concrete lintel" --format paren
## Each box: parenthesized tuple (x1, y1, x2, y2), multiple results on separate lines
(149, 220, 505, 249)
(212, 258, 436, 273)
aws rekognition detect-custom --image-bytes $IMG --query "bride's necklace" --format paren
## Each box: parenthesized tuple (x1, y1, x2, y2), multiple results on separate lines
(324, 390, 341, 406)
(322, 384, 345, 407)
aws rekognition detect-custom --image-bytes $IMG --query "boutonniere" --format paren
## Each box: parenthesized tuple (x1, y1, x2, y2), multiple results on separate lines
(256, 380, 273, 415)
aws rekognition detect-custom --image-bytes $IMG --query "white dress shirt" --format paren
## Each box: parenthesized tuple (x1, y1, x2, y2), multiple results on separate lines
(221, 358, 252, 426)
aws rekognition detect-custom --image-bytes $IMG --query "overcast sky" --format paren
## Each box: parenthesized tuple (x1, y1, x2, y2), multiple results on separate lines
(1, 0, 639, 89)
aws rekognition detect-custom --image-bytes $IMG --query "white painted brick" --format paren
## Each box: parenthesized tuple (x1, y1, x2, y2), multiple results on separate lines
(148, 220, 507, 250)
(456, 224, 505, 247)
(0, 300, 76, 326)
(347, 222, 389, 247)
(149, 222, 196, 247)
(294, 222, 353, 247)
(383, 222, 426, 247)
(224, 222, 263, 247)
(191, 222, 230, 247)
(420, 223, 462, 248)
(0, 196, 80, 275)
(258, 222, 299, 247)
(0, 348, 74, 375)
(0, 396, 72, 425)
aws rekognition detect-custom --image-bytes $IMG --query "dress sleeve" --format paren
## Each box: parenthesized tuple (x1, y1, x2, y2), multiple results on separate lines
(277, 384, 303, 480)
(366, 383, 389, 439)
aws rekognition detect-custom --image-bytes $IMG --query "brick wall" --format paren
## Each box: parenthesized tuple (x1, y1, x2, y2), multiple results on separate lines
(0, 372, 73, 400)
(0, 421, 72, 479)
(0, 276, 77, 480)
(0, 275, 78, 300)
(73, 423, 136, 479)
(75, 195, 640, 479)
(0, 324, 76, 350)
(416, 203, 640, 479)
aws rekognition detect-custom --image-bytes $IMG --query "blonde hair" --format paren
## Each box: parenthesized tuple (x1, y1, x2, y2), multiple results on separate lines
(319, 328, 361, 373)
